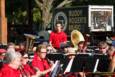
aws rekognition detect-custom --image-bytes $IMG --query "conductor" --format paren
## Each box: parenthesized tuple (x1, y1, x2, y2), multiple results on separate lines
(49, 22, 67, 50)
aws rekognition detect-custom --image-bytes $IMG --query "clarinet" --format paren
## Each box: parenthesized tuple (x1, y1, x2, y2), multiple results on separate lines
(19, 65, 28, 77)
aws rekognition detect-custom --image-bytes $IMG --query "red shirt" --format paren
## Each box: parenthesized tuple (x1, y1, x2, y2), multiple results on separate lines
(32, 53, 50, 77)
(0, 64, 21, 77)
(113, 74, 115, 77)
(112, 52, 115, 57)
(21, 64, 35, 76)
(49, 31, 67, 48)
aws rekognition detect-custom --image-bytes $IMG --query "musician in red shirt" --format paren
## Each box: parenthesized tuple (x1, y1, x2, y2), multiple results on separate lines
(108, 46, 115, 74)
(0, 51, 22, 77)
(32, 44, 52, 77)
(20, 53, 36, 77)
(107, 46, 115, 77)
(0, 49, 6, 70)
(49, 22, 67, 49)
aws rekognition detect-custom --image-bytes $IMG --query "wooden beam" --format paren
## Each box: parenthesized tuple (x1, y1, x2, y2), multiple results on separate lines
(0, 0, 7, 45)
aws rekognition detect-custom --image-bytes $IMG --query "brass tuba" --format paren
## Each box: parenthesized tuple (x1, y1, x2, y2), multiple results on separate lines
(71, 30, 85, 47)
(24, 34, 37, 52)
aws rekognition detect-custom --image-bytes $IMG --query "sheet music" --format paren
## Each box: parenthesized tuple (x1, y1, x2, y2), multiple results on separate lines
(50, 60, 61, 77)
(51, 60, 59, 72)
(64, 58, 74, 74)
(93, 59, 99, 72)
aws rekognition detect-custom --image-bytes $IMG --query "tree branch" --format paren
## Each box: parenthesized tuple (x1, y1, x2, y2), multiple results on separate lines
(35, 0, 43, 10)
(48, 0, 54, 5)
(56, 0, 74, 8)
(47, 0, 54, 11)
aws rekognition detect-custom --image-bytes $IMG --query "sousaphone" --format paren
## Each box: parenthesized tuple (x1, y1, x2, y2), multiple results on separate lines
(71, 30, 85, 47)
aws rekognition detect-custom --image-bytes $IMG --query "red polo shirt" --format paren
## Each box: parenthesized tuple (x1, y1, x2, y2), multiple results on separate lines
(49, 31, 67, 48)
(32, 53, 50, 77)
(22, 64, 35, 76)
(112, 52, 115, 57)
(0, 64, 21, 77)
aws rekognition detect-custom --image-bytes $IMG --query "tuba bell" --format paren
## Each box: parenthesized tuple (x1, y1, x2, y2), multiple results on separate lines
(71, 30, 85, 47)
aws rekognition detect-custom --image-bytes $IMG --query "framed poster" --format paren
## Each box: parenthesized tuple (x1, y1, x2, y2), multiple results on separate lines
(89, 5, 114, 32)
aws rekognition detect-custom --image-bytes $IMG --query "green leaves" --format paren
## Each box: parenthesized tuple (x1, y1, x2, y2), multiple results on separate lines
(33, 7, 42, 23)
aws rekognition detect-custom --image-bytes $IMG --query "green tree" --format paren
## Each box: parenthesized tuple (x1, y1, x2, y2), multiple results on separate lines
(6, 0, 29, 25)
(34, 0, 75, 30)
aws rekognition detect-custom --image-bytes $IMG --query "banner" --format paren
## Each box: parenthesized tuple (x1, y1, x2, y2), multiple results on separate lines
(53, 6, 88, 35)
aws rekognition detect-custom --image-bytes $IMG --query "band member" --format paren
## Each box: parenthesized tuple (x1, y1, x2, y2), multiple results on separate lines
(0, 49, 6, 60)
(98, 41, 109, 54)
(63, 47, 86, 77)
(93, 41, 110, 73)
(32, 44, 52, 77)
(20, 52, 42, 77)
(49, 22, 67, 49)
(7, 42, 16, 52)
(77, 41, 88, 53)
(0, 49, 6, 70)
(0, 51, 22, 77)
(15, 42, 26, 54)
(108, 46, 115, 72)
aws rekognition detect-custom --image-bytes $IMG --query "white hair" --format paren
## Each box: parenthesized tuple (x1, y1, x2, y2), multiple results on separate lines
(5, 51, 21, 63)
(7, 48, 15, 52)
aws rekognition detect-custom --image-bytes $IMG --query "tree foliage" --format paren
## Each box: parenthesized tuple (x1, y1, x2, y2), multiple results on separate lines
(6, 0, 29, 25)
(34, 0, 75, 30)
(6, 0, 115, 30)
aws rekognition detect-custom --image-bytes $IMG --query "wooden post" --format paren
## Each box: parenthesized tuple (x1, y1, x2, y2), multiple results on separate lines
(0, 0, 7, 45)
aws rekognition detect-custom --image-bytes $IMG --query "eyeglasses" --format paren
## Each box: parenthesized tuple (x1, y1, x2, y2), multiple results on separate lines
(40, 52, 47, 53)
(99, 47, 106, 49)
(23, 57, 29, 59)
(47, 49, 52, 51)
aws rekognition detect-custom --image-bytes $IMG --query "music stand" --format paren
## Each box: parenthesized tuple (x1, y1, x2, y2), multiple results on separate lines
(93, 54, 110, 72)
(46, 53, 65, 62)
(71, 54, 95, 72)
(69, 54, 110, 72)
